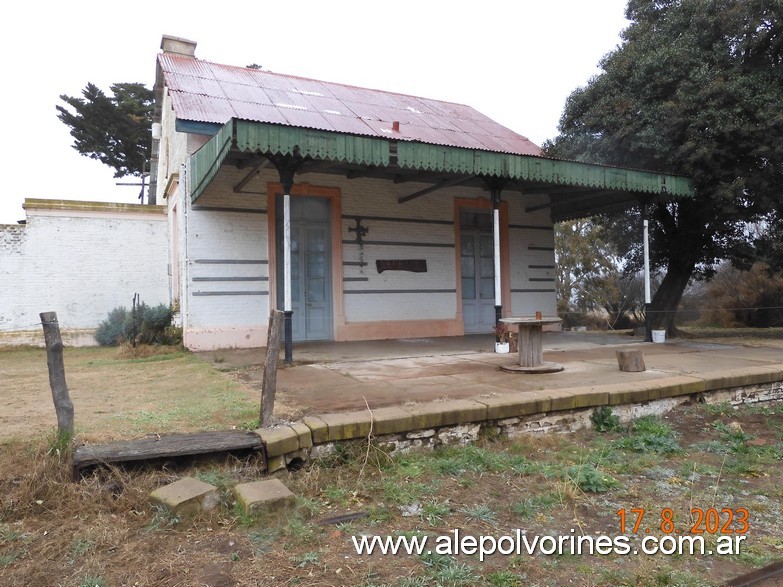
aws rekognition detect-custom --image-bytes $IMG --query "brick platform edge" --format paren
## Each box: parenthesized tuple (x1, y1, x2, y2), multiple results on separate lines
(255, 365, 783, 473)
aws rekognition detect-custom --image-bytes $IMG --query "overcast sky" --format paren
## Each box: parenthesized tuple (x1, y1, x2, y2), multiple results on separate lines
(0, 0, 629, 224)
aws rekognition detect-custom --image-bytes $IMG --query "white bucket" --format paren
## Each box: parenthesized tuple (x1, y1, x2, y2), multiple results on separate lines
(495, 342, 510, 354)
(651, 330, 666, 343)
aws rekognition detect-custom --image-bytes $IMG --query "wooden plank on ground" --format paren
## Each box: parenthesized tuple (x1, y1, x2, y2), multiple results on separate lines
(73, 430, 265, 480)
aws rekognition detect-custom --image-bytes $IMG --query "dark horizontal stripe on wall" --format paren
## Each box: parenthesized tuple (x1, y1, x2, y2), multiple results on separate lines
(511, 288, 556, 293)
(343, 261, 368, 267)
(343, 277, 369, 282)
(509, 224, 554, 231)
(528, 246, 555, 252)
(192, 291, 269, 296)
(342, 240, 453, 248)
(345, 289, 456, 295)
(343, 214, 453, 226)
(192, 277, 268, 282)
(191, 206, 267, 214)
(529, 264, 556, 269)
(529, 278, 556, 282)
(194, 259, 269, 264)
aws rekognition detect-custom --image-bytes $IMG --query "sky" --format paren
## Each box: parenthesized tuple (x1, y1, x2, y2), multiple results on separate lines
(0, 0, 630, 225)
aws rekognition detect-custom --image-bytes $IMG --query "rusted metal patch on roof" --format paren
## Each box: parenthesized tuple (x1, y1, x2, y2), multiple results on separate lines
(159, 53, 542, 157)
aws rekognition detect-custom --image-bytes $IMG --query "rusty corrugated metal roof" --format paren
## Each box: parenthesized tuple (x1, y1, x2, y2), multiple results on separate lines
(159, 53, 542, 157)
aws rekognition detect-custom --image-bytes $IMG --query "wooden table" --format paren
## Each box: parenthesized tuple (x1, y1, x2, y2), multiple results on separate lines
(499, 317, 564, 374)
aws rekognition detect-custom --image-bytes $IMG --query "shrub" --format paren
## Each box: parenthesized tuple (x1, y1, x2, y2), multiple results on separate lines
(590, 406, 621, 433)
(613, 416, 681, 454)
(95, 307, 129, 346)
(95, 300, 178, 346)
(564, 464, 619, 492)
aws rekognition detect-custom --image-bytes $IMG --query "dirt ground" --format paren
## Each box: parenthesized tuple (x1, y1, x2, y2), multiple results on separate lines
(3, 327, 781, 443)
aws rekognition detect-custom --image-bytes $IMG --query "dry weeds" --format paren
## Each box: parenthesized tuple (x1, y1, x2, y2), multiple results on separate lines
(1, 332, 782, 585)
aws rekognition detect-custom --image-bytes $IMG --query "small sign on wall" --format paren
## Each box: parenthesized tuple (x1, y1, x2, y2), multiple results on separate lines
(376, 259, 428, 274)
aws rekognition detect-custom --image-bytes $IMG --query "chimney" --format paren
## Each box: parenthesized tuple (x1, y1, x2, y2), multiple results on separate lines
(160, 35, 197, 58)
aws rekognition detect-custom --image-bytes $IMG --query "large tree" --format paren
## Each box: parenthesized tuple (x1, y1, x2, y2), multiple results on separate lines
(545, 0, 783, 334)
(556, 220, 648, 329)
(57, 82, 153, 199)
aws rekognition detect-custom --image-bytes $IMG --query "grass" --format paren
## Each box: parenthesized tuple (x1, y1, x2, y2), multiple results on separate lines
(0, 345, 259, 443)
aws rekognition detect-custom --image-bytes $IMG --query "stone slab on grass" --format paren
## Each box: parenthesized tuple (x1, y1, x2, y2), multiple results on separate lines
(150, 477, 220, 516)
(235, 478, 296, 515)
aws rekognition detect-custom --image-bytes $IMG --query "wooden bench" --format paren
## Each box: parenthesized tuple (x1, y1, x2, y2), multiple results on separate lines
(72, 430, 265, 480)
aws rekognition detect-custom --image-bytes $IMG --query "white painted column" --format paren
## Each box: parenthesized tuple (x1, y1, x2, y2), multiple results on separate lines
(283, 193, 292, 312)
(643, 218, 651, 304)
(493, 207, 502, 309)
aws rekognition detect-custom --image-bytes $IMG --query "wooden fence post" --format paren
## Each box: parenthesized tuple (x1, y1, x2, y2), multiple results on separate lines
(261, 310, 283, 427)
(39, 312, 74, 439)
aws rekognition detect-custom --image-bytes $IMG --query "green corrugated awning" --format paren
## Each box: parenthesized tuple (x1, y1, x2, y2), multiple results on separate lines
(234, 120, 390, 167)
(190, 120, 392, 202)
(397, 142, 693, 197)
(190, 121, 233, 202)
(189, 119, 694, 203)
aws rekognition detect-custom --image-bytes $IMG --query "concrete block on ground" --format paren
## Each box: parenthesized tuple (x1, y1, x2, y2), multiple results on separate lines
(302, 416, 329, 444)
(289, 421, 313, 449)
(235, 478, 295, 515)
(702, 366, 783, 392)
(546, 388, 609, 411)
(604, 381, 661, 405)
(653, 375, 707, 400)
(266, 455, 287, 473)
(150, 477, 220, 516)
(318, 410, 373, 441)
(368, 406, 414, 436)
(403, 399, 487, 429)
(474, 392, 547, 420)
(256, 425, 300, 457)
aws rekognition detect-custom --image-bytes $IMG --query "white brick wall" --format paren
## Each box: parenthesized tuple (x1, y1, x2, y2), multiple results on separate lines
(179, 164, 557, 344)
(0, 202, 169, 343)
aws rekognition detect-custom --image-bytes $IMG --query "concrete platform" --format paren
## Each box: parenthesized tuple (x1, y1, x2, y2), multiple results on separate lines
(205, 332, 783, 416)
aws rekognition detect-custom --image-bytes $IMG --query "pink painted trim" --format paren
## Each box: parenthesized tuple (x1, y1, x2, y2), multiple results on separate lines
(184, 326, 268, 351)
(334, 319, 463, 342)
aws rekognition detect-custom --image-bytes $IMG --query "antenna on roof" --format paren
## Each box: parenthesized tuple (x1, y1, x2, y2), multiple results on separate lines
(116, 162, 150, 204)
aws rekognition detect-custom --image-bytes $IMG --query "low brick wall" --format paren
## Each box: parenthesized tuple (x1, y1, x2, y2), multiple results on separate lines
(255, 365, 783, 472)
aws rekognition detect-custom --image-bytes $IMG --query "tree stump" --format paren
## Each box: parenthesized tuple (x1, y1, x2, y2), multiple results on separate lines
(616, 350, 646, 372)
